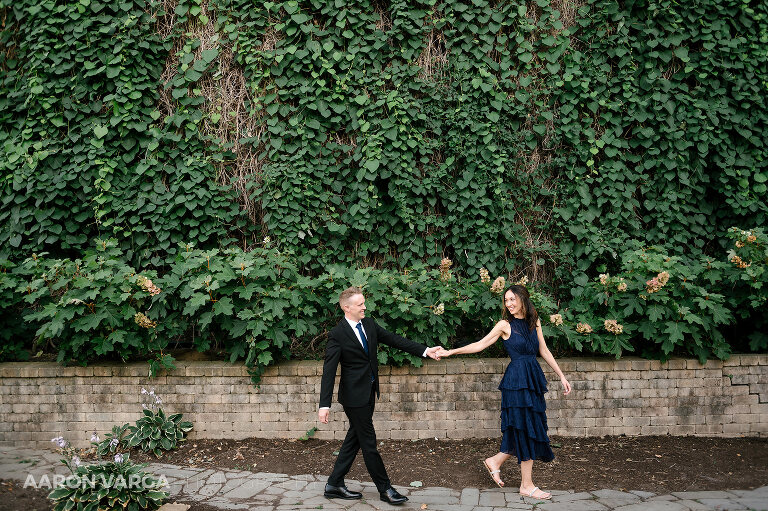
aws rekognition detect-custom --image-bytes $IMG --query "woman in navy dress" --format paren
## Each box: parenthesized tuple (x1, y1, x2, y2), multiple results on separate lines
(438, 285, 571, 500)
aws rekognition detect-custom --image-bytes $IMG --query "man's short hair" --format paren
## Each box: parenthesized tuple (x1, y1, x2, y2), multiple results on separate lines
(339, 286, 363, 306)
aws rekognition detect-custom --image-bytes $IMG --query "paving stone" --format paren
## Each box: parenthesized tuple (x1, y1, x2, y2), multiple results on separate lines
(157, 504, 190, 511)
(408, 493, 460, 505)
(159, 467, 202, 479)
(197, 481, 221, 497)
(479, 491, 507, 506)
(536, 499, 608, 511)
(612, 502, 691, 511)
(221, 478, 271, 499)
(424, 505, 477, 511)
(207, 471, 227, 485)
(460, 487, 479, 506)
(291, 474, 317, 481)
(224, 471, 249, 479)
(671, 491, 737, 500)
(271, 479, 307, 491)
(592, 489, 640, 500)
(411, 486, 453, 495)
(735, 498, 768, 510)
(696, 498, 747, 510)
(551, 491, 594, 502)
(493, 502, 533, 510)
(675, 499, 715, 510)
(200, 500, 252, 510)
(629, 490, 657, 498)
(217, 477, 245, 496)
(595, 498, 643, 509)
(647, 495, 680, 501)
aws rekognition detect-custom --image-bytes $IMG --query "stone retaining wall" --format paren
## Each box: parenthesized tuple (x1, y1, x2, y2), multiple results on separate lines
(1, 355, 766, 448)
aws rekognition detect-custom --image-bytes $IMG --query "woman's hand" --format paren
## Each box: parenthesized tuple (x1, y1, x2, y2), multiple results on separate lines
(560, 376, 572, 395)
(436, 347, 452, 358)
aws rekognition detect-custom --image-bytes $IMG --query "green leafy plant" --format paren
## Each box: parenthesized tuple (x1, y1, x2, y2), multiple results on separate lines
(48, 436, 167, 511)
(299, 427, 317, 441)
(20, 239, 166, 365)
(93, 424, 131, 457)
(547, 245, 733, 361)
(122, 388, 193, 457)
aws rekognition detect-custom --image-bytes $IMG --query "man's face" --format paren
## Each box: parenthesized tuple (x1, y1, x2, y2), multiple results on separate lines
(343, 293, 366, 323)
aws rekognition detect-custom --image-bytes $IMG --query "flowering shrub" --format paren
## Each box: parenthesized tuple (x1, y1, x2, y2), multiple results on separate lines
(724, 227, 768, 350)
(48, 435, 167, 511)
(3, 229, 766, 378)
(19, 239, 169, 370)
(549, 245, 733, 361)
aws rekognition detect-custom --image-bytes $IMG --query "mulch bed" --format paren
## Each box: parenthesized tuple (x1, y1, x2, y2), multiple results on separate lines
(5, 436, 766, 511)
(129, 435, 768, 493)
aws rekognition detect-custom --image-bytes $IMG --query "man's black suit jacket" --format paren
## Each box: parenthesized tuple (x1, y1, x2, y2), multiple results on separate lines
(319, 317, 428, 408)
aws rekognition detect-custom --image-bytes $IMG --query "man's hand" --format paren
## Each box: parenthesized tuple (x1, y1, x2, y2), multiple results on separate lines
(425, 346, 443, 360)
(436, 347, 452, 358)
(318, 408, 330, 424)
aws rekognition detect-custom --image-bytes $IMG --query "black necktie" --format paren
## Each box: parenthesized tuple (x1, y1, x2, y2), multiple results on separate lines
(355, 322, 369, 354)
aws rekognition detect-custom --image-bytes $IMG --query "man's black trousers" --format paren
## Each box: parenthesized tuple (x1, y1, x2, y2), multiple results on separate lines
(327, 387, 390, 492)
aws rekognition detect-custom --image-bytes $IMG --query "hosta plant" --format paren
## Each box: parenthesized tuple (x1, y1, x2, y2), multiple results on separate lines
(126, 408, 193, 458)
(48, 453, 167, 511)
(48, 436, 167, 511)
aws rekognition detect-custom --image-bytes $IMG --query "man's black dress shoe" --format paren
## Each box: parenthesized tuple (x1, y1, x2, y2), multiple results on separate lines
(323, 483, 362, 500)
(380, 487, 408, 505)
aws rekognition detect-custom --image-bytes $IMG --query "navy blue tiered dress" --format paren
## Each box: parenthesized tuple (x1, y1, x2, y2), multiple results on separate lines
(498, 318, 554, 464)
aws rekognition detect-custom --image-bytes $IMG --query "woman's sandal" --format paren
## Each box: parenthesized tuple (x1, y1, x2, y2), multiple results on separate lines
(482, 460, 504, 487)
(520, 486, 551, 500)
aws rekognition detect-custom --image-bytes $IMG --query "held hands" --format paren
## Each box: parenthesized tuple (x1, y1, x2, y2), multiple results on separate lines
(425, 346, 444, 360)
(436, 347, 452, 358)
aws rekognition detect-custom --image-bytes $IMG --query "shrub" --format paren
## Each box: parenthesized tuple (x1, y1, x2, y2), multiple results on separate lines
(548, 245, 734, 361)
(48, 436, 167, 511)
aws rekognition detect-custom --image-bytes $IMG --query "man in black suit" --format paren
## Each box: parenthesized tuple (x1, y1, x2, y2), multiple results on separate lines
(319, 286, 442, 505)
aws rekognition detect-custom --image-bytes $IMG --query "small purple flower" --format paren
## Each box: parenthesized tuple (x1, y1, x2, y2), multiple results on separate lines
(114, 454, 124, 463)
(141, 388, 147, 395)
(142, 403, 148, 409)
(109, 438, 119, 448)
(148, 390, 155, 397)
(51, 436, 67, 448)
(155, 397, 162, 405)
(72, 455, 81, 467)
(91, 432, 100, 442)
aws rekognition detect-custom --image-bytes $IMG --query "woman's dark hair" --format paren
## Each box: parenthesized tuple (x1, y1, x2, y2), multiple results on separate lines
(501, 285, 539, 331)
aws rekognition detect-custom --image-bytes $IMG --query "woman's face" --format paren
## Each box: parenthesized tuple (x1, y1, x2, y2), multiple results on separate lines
(504, 290, 522, 317)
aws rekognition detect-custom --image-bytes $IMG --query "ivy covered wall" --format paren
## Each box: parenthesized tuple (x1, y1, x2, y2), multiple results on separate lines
(2, 0, 765, 273)
(0, 0, 766, 368)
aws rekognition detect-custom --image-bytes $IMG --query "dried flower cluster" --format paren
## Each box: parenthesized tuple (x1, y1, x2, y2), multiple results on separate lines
(549, 313, 563, 326)
(134, 312, 157, 329)
(599, 273, 610, 285)
(479, 267, 490, 283)
(617, 280, 628, 292)
(604, 319, 624, 335)
(433, 302, 445, 315)
(439, 257, 453, 281)
(646, 271, 670, 293)
(576, 323, 593, 334)
(516, 275, 529, 286)
(137, 275, 161, 296)
(490, 276, 506, 294)
(730, 254, 751, 269)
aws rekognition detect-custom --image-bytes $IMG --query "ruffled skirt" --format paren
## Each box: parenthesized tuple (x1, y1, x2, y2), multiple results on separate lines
(498, 358, 554, 464)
